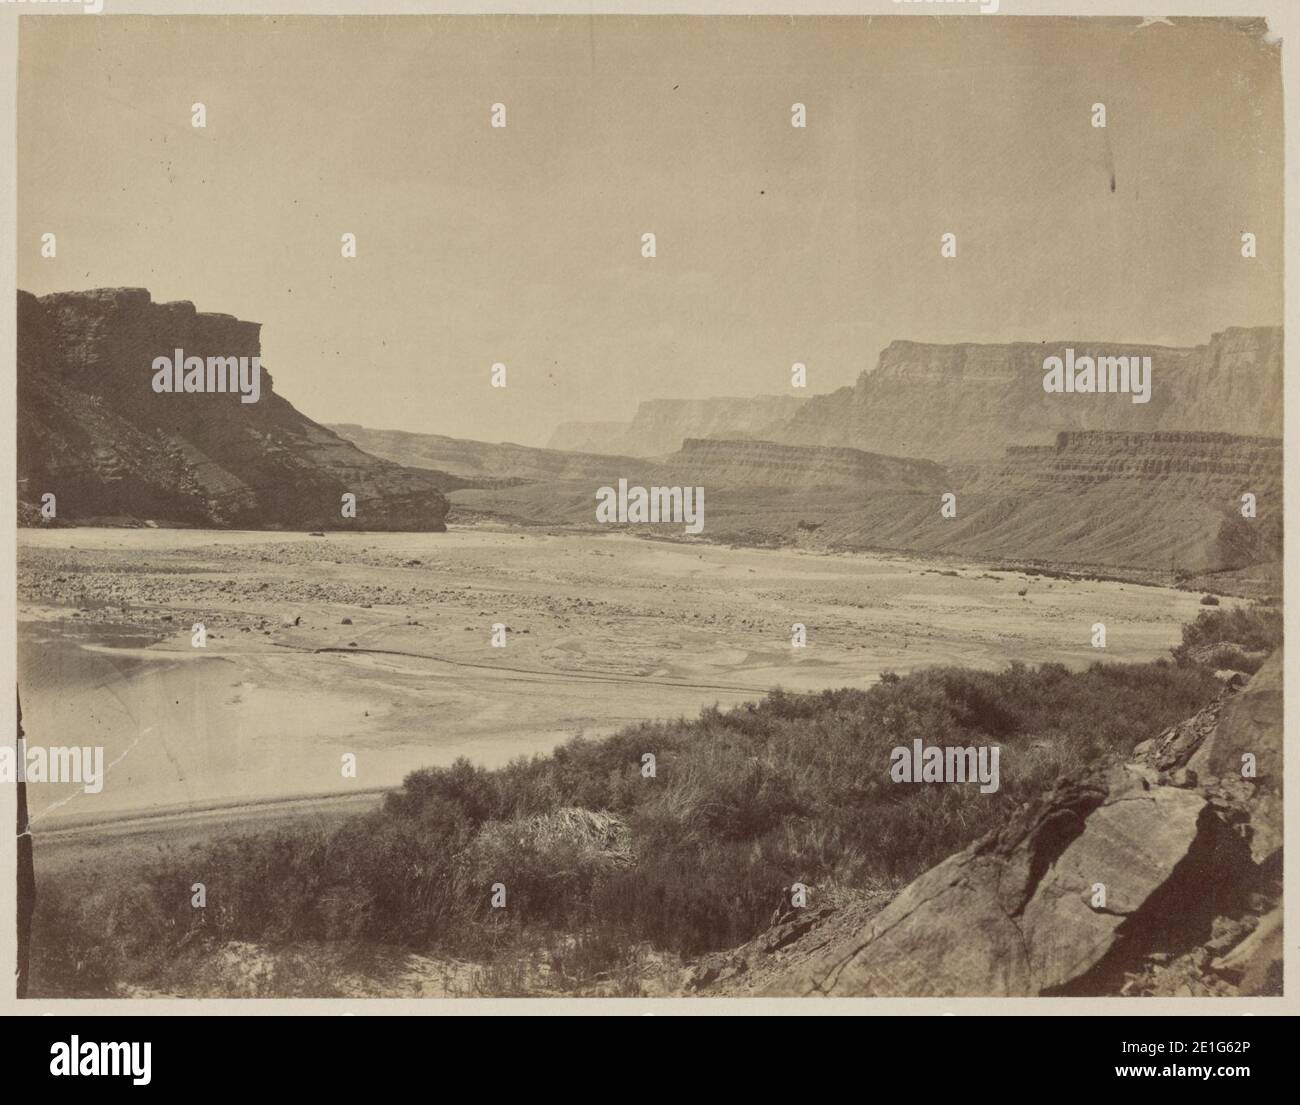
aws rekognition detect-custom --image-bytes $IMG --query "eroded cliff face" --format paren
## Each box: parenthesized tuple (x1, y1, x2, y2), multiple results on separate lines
(775, 329, 1283, 462)
(18, 288, 448, 530)
(817, 429, 1279, 571)
(997, 431, 1282, 487)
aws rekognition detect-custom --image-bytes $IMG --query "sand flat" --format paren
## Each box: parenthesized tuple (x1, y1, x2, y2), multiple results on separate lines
(18, 527, 1209, 826)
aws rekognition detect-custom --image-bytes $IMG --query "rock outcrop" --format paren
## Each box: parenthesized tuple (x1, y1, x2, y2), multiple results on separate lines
(773, 328, 1283, 462)
(683, 431, 1278, 573)
(999, 431, 1282, 487)
(911, 429, 1283, 570)
(759, 651, 1283, 997)
(18, 289, 449, 530)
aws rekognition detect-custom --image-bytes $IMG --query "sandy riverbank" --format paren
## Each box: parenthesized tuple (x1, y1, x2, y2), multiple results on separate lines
(18, 525, 1210, 826)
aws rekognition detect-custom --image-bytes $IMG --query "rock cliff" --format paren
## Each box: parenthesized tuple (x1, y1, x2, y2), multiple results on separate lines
(662, 431, 1279, 572)
(774, 328, 1283, 462)
(1000, 431, 1282, 486)
(18, 289, 449, 530)
(911, 429, 1283, 570)
(675, 431, 1278, 572)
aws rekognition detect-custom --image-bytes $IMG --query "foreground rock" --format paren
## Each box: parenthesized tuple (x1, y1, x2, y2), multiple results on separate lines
(757, 652, 1282, 997)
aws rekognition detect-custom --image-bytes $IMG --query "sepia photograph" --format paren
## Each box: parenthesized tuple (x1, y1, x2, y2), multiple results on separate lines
(5, 5, 1290, 1033)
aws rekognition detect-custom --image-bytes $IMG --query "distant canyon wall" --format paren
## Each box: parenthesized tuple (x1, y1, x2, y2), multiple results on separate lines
(773, 329, 1282, 462)
(548, 395, 806, 457)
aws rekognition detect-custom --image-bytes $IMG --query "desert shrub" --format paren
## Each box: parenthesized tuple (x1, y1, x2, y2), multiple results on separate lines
(1174, 603, 1282, 661)
(587, 818, 793, 954)
(1214, 513, 1283, 571)
(32, 643, 1231, 994)
(655, 751, 803, 843)
(459, 833, 592, 926)
(386, 758, 502, 825)
(324, 810, 465, 943)
(456, 808, 633, 935)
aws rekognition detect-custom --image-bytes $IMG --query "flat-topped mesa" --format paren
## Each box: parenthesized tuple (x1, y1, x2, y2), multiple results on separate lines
(18, 287, 448, 530)
(33, 287, 264, 384)
(773, 327, 1283, 462)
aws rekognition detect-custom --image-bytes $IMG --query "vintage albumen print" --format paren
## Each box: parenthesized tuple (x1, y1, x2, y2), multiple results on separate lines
(14, 14, 1283, 1000)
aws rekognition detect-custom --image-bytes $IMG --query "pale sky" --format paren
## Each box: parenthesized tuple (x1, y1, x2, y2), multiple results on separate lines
(18, 15, 1283, 446)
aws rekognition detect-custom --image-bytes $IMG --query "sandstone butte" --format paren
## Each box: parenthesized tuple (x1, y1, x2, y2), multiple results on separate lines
(18, 288, 449, 531)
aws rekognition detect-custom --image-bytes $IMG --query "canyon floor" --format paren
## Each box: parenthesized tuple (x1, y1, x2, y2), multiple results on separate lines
(19, 524, 1213, 833)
